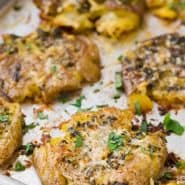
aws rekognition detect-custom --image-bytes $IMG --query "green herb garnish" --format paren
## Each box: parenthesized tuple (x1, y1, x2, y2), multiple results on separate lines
(135, 101, 142, 115)
(14, 161, 25, 171)
(115, 72, 123, 90)
(24, 143, 35, 156)
(108, 132, 124, 151)
(140, 121, 148, 133)
(38, 112, 48, 120)
(117, 55, 123, 62)
(75, 134, 84, 148)
(160, 172, 174, 181)
(148, 145, 157, 156)
(176, 161, 185, 169)
(163, 113, 184, 135)
(23, 122, 38, 134)
(113, 92, 121, 100)
(169, 1, 185, 10)
(50, 65, 57, 73)
(93, 89, 100, 93)
(0, 114, 9, 123)
(140, 146, 147, 154)
(25, 43, 32, 50)
(80, 107, 93, 112)
(140, 145, 157, 156)
(71, 96, 85, 109)
(96, 104, 108, 108)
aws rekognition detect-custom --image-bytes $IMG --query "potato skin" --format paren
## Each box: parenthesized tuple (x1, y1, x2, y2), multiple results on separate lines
(0, 29, 100, 103)
(33, 107, 167, 185)
(0, 98, 23, 166)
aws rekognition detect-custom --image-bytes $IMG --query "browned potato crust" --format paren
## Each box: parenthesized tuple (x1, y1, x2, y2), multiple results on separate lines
(122, 33, 185, 108)
(0, 98, 23, 165)
(0, 28, 100, 103)
(33, 107, 167, 185)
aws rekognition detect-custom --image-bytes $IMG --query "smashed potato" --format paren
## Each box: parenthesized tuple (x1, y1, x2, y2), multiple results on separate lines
(0, 28, 100, 103)
(34, 0, 144, 37)
(122, 33, 185, 108)
(0, 98, 23, 165)
(33, 107, 167, 185)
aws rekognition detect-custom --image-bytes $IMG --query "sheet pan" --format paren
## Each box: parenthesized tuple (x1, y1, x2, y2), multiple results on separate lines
(0, 1, 185, 184)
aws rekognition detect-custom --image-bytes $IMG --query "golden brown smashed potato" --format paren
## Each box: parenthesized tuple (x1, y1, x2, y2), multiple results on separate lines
(146, 0, 185, 21)
(33, 107, 167, 185)
(34, 0, 145, 38)
(0, 28, 100, 103)
(0, 98, 23, 166)
(122, 33, 185, 109)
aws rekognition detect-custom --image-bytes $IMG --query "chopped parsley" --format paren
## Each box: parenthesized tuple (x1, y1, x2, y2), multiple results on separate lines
(93, 89, 100, 93)
(80, 107, 93, 112)
(24, 143, 35, 156)
(25, 43, 32, 50)
(23, 122, 38, 134)
(0, 114, 9, 123)
(75, 134, 84, 148)
(135, 101, 142, 115)
(140, 145, 158, 156)
(114, 72, 123, 100)
(148, 145, 157, 156)
(38, 112, 48, 120)
(163, 113, 184, 135)
(115, 72, 123, 90)
(71, 96, 85, 109)
(140, 121, 148, 133)
(176, 161, 185, 169)
(50, 65, 57, 73)
(108, 132, 124, 151)
(117, 55, 123, 62)
(159, 172, 174, 181)
(113, 92, 121, 100)
(14, 161, 25, 171)
(96, 104, 108, 108)
(140, 146, 147, 154)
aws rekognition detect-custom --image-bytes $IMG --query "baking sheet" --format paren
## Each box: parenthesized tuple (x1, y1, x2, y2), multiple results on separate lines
(0, 1, 185, 185)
